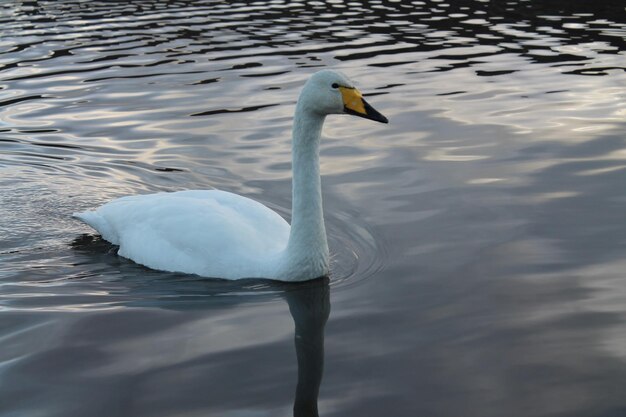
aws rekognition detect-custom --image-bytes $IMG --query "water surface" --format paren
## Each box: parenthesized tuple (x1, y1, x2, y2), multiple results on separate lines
(1, 1, 626, 416)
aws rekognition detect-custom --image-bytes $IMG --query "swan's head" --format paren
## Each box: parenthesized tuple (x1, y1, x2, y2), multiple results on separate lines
(300, 70, 388, 124)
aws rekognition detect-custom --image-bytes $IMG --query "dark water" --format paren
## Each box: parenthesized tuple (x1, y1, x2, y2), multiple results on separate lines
(1, 1, 626, 416)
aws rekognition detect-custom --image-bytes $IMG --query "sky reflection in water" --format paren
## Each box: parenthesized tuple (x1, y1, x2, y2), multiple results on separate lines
(1, 0, 626, 416)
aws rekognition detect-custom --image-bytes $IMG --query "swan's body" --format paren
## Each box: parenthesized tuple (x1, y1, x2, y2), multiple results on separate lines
(74, 70, 387, 281)
(75, 190, 292, 278)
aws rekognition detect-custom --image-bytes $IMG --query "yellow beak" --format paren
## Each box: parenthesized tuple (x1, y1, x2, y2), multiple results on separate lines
(339, 86, 388, 124)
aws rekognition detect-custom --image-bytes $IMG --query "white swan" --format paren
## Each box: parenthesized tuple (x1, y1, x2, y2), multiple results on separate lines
(74, 70, 388, 281)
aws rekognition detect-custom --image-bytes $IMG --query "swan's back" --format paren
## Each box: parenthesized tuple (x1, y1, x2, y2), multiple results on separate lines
(74, 190, 290, 279)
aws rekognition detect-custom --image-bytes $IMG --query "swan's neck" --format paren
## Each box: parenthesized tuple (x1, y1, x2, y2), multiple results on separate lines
(282, 103, 329, 279)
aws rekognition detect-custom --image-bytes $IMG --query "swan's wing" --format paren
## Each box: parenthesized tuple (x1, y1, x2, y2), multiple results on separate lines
(74, 190, 290, 278)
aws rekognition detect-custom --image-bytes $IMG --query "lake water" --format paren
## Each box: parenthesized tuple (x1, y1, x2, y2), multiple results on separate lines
(1, 1, 625, 416)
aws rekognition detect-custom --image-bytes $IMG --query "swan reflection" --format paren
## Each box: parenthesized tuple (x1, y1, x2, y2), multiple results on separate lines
(285, 278, 330, 417)
(70, 235, 330, 416)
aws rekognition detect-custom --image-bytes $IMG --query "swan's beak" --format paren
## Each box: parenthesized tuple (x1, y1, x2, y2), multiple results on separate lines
(340, 87, 388, 124)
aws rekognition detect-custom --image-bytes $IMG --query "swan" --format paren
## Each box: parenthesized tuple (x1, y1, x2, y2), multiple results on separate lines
(74, 70, 388, 281)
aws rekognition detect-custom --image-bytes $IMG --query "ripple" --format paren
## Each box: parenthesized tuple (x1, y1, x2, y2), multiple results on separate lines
(0, 213, 377, 311)
(1, 4, 626, 417)
(1, 0, 625, 321)
(0, 94, 50, 108)
(190, 103, 280, 117)
(326, 210, 387, 290)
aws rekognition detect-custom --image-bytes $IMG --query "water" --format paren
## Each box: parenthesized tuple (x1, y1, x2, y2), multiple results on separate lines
(1, 0, 625, 415)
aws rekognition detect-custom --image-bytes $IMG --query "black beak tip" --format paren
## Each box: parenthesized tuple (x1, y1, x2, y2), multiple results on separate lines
(363, 98, 388, 124)
(345, 98, 389, 124)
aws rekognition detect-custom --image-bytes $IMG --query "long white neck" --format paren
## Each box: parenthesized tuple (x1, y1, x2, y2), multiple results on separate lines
(279, 100, 329, 280)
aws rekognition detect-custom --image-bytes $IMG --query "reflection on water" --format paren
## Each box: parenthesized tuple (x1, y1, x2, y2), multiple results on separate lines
(2, 240, 330, 417)
(1, 0, 626, 416)
(287, 279, 330, 417)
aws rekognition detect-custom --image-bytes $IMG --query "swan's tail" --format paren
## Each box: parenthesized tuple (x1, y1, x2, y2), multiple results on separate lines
(73, 211, 119, 245)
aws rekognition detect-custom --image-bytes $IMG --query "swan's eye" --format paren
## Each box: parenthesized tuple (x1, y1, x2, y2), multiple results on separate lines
(332, 83, 339, 89)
